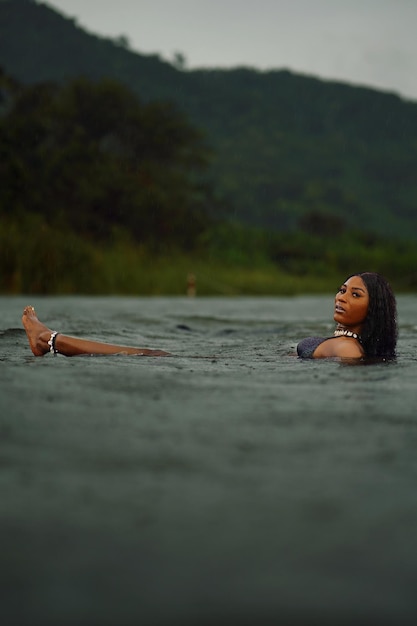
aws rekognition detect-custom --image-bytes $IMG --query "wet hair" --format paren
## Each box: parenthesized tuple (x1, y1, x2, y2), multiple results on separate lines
(351, 272, 397, 358)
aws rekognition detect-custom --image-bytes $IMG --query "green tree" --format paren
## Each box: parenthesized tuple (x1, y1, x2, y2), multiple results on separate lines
(0, 76, 213, 249)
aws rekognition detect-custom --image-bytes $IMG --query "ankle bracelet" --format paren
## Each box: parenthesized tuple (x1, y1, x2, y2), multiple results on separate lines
(48, 331, 60, 355)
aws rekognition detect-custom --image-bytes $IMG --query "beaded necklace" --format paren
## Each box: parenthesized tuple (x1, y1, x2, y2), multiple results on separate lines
(334, 329, 361, 340)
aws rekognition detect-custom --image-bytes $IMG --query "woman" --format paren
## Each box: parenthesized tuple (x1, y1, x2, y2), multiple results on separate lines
(297, 272, 397, 359)
(22, 271, 397, 360)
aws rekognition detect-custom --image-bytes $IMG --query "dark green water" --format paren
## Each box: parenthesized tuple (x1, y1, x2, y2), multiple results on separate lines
(1, 295, 417, 626)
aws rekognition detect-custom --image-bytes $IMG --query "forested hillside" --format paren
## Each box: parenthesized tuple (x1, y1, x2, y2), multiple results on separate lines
(1, 0, 417, 240)
(1, 0, 417, 294)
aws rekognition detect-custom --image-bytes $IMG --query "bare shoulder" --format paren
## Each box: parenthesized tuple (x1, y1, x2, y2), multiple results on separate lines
(313, 337, 364, 359)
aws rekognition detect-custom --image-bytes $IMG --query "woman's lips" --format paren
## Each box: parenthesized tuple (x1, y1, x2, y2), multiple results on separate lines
(335, 304, 345, 313)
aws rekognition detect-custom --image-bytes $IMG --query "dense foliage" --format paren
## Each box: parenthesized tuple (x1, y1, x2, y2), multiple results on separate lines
(0, 72, 213, 248)
(1, 1, 417, 295)
(1, 0, 417, 242)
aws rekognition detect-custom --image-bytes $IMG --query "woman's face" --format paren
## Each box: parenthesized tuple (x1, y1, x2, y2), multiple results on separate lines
(334, 275, 370, 332)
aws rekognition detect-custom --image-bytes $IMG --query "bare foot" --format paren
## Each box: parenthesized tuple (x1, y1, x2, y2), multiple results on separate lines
(22, 306, 53, 356)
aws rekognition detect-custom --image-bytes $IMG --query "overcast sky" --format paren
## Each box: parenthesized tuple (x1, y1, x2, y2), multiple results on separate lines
(44, 0, 417, 101)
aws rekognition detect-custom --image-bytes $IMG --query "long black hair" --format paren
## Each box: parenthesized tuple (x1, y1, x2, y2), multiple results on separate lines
(353, 272, 397, 358)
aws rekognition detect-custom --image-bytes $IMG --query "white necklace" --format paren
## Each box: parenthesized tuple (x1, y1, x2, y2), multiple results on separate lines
(334, 329, 360, 340)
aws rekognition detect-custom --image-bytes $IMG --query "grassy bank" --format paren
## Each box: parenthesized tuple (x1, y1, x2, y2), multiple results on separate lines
(1, 215, 415, 296)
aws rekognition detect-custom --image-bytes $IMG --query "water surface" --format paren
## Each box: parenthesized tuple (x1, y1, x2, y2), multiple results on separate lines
(1, 295, 417, 625)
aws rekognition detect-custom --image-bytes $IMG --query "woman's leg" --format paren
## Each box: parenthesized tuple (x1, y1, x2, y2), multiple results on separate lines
(22, 306, 170, 357)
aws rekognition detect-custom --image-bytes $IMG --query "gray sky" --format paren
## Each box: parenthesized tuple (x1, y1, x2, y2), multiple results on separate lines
(44, 0, 417, 101)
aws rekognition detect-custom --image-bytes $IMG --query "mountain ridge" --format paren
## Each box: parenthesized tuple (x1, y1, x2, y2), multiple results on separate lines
(1, 0, 417, 240)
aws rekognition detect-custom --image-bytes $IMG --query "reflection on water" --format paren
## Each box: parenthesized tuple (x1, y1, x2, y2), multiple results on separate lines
(1, 295, 417, 626)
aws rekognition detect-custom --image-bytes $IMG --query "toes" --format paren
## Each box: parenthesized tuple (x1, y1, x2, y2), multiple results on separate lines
(23, 305, 36, 317)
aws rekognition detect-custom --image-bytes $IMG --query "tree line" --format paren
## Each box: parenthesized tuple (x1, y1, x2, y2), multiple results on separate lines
(1, 70, 417, 294)
(0, 71, 216, 248)
(3, 0, 417, 244)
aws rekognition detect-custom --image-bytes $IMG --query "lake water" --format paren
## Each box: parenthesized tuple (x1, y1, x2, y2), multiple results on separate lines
(2, 294, 417, 626)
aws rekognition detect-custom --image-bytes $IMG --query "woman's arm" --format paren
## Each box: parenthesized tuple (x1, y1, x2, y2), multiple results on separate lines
(312, 337, 364, 359)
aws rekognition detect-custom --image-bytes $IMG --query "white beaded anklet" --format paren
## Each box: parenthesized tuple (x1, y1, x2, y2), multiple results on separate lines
(48, 331, 60, 355)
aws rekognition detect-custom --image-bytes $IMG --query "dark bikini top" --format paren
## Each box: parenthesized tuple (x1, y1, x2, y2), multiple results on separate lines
(297, 336, 333, 358)
(297, 335, 365, 358)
